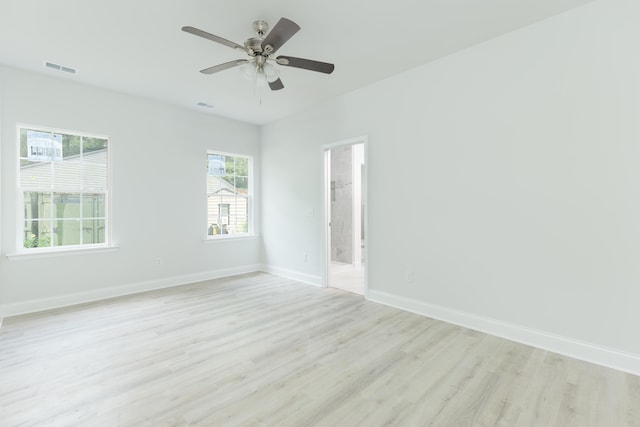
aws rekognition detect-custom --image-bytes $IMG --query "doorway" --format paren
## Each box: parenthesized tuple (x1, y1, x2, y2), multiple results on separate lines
(324, 137, 367, 296)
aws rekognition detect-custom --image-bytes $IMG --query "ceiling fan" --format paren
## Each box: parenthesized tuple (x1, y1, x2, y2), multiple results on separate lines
(182, 18, 335, 91)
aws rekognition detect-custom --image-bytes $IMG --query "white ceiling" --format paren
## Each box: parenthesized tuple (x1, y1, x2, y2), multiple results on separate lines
(0, 0, 592, 125)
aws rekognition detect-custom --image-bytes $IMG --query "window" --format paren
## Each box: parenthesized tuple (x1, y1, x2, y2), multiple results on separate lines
(207, 152, 251, 237)
(18, 125, 110, 250)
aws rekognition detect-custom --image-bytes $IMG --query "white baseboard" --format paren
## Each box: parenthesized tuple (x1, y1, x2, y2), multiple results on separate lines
(368, 289, 640, 377)
(4, 265, 637, 377)
(0, 264, 262, 318)
(260, 264, 322, 287)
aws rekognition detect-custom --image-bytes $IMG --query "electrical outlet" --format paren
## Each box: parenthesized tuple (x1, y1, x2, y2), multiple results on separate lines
(405, 269, 414, 283)
(155, 257, 162, 265)
(303, 253, 308, 263)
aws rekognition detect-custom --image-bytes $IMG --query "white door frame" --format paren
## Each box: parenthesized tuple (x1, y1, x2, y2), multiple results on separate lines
(322, 135, 369, 297)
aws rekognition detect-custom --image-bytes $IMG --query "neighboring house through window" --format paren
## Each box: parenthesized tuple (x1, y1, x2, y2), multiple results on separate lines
(18, 125, 110, 250)
(207, 152, 250, 237)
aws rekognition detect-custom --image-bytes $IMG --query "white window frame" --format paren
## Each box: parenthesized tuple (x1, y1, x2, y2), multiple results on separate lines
(15, 123, 112, 254)
(206, 150, 253, 240)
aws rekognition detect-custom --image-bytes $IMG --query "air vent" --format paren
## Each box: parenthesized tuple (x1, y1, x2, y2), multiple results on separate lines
(196, 102, 215, 109)
(44, 61, 78, 75)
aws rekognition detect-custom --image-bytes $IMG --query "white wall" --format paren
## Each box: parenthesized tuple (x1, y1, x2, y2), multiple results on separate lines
(0, 66, 261, 313)
(261, 0, 640, 368)
(2, 0, 639, 374)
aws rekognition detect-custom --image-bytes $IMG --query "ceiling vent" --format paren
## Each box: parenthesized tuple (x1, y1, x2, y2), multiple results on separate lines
(44, 61, 78, 75)
(196, 102, 215, 109)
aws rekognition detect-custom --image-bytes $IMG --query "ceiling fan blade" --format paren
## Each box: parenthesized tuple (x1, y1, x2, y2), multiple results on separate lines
(200, 59, 249, 75)
(261, 18, 300, 54)
(182, 26, 246, 52)
(276, 56, 335, 74)
(269, 78, 285, 91)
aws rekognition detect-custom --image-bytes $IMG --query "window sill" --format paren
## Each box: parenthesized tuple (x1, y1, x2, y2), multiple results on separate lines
(6, 245, 119, 261)
(203, 234, 259, 243)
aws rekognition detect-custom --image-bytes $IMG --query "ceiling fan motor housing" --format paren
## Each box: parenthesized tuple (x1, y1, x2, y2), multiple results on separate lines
(247, 21, 275, 56)
(244, 37, 263, 55)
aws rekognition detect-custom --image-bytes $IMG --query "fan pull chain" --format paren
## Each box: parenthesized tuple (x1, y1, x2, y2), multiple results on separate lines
(253, 63, 264, 105)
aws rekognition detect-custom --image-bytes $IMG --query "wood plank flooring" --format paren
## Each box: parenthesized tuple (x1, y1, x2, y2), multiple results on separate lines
(1, 272, 639, 426)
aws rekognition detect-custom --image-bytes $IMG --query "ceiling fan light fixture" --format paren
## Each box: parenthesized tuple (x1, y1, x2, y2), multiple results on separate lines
(239, 61, 257, 80)
(240, 61, 280, 87)
(255, 70, 268, 88)
(263, 63, 280, 83)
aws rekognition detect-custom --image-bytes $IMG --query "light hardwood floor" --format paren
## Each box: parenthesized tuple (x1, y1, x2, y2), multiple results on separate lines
(1, 272, 639, 426)
(329, 262, 365, 295)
